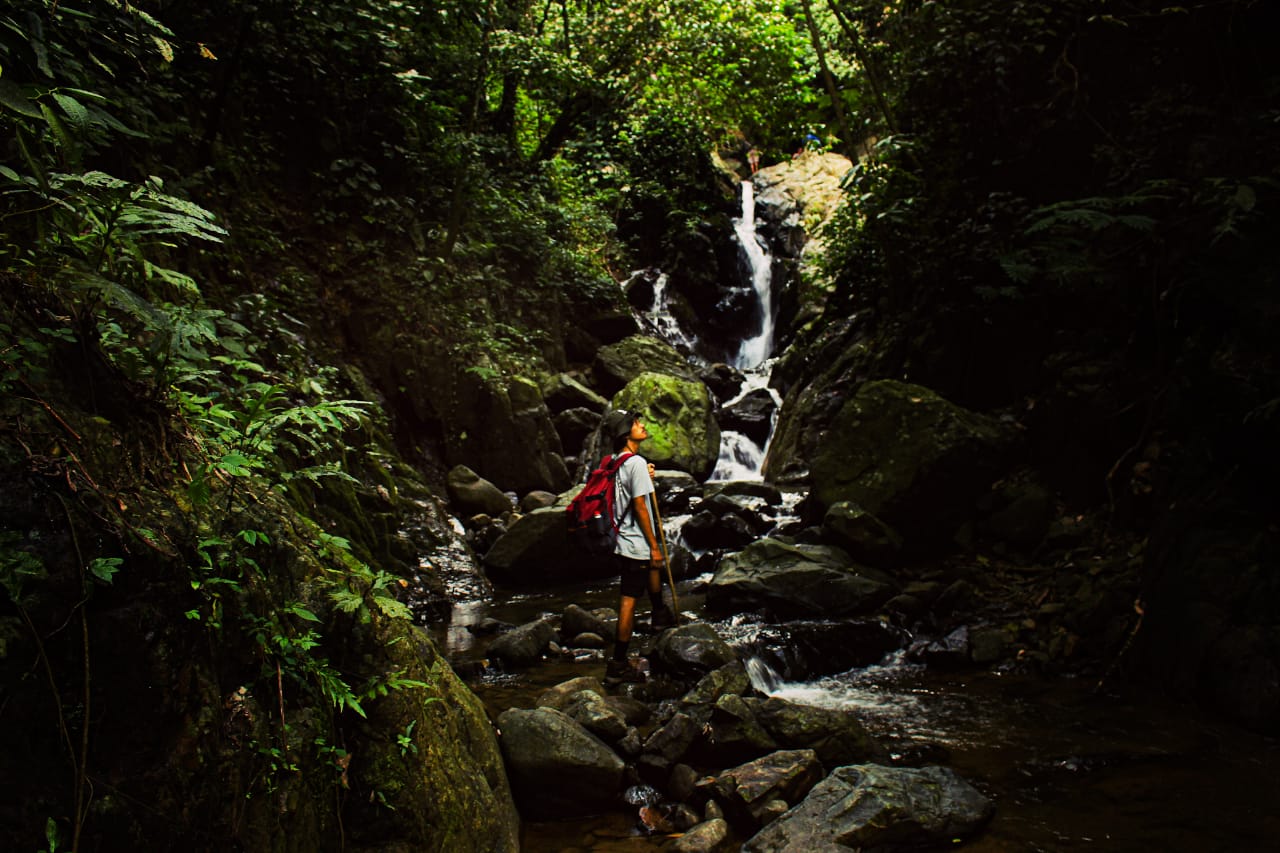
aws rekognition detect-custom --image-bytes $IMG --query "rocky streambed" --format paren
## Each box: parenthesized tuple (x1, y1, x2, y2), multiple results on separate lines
(425, 574, 1280, 852)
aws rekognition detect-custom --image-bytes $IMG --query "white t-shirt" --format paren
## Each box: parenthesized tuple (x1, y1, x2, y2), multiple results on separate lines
(613, 453, 655, 559)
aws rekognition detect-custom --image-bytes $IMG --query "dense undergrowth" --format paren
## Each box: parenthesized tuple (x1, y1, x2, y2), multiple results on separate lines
(2, 0, 1279, 848)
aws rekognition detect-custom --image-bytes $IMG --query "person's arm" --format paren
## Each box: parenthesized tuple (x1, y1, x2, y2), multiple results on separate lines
(632, 494, 663, 565)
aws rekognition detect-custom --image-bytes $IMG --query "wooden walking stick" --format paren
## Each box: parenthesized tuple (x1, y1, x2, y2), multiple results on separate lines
(648, 490, 679, 623)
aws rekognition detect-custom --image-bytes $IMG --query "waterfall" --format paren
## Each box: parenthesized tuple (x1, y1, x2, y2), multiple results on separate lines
(630, 178, 781, 482)
(710, 179, 780, 481)
(732, 180, 774, 370)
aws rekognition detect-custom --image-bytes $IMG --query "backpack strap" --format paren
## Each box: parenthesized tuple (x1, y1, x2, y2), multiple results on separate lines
(607, 452, 636, 530)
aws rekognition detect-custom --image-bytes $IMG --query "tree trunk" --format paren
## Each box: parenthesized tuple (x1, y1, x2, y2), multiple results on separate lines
(799, 0, 854, 149)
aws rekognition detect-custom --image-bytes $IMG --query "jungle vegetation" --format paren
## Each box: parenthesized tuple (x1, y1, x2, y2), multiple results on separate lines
(1, 0, 1276, 849)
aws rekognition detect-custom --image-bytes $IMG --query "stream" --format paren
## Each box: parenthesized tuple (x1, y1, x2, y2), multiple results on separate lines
(424, 576, 1280, 852)
(427, 178, 1279, 849)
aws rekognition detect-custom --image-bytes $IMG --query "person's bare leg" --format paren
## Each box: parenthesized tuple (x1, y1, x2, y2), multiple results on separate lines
(616, 595, 637, 648)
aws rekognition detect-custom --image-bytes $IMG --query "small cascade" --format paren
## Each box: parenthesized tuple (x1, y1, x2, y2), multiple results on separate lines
(635, 270, 699, 356)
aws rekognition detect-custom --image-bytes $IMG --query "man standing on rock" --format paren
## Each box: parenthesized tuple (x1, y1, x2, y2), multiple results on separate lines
(603, 409, 676, 684)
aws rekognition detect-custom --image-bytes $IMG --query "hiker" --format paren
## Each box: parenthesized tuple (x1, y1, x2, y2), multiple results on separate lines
(602, 409, 675, 684)
(747, 146, 760, 175)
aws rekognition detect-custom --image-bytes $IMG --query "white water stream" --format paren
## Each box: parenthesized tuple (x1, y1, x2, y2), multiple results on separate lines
(732, 179, 775, 371)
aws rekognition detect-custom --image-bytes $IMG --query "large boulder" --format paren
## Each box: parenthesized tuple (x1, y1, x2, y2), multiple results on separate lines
(742, 764, 994, 852)
(481, 504, 611, 585)
(594, 335, 697, 395)
(707, 538, 897, 618)
(807, 380, 1016, 542)
(613, 371, 721, 480)
(497, 707, 626, 818)
(354, 625, 522, 850)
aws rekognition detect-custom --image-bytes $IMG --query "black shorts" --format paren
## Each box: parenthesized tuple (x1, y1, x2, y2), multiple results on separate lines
(616, 554, 650, 598)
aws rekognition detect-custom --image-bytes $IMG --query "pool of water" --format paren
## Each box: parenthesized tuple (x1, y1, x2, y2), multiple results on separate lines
(423, 575, 1280, 852)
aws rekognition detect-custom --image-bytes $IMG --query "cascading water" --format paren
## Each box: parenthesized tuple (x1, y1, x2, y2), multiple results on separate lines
(732, 179, 774, 371)
(708, 180, 782, 481)
(629, 178, 782, 482)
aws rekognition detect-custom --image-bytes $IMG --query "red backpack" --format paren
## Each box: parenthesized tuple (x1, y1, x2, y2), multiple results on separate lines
(566, 452, 635, 555)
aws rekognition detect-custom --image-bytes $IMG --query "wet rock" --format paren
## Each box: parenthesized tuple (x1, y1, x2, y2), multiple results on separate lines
(720, 389, 778, 447)
(536, 676, 608, 711)
(655, 470, 701, 513)
(970, 626, 1010, 665)
(669, 803, 703, 831)
(563, 603, 612, 639)
(699, 693, 777, 763)
(447, 465, 513, 516)
(739, 620, 906, 680)
(562, 689, 630, 743)
(708, 480, 783, 502)
(708, 538, 897, 618)
(742, 764, 994, 852)
(552, 406, 599, 458)
(822, 502, 903, 568)
(482, 506, 610, 584)
(672, 816, 732, 853)
(604, 694, 652, 727)
(496, 706, 626, 818)
(916, 625, 972, 671)
(669, 762, 701, 802)
(654, 622, 740, 677)
(573, 632, 606, 649)
(644, 711, 702, 764)
(681, 660, 754, 707)
(486, 618, 556, 667)
(707, 748, 824, 829)
(747, 697, 884, 768)
(701, 363, 746, 403)
(682, 510, 757, 551)
(617, 728, 644, 757)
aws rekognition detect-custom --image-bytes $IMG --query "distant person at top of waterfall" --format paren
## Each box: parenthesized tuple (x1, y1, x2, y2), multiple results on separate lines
(601, 410, 675, 685)
(747, 146, 760, 174)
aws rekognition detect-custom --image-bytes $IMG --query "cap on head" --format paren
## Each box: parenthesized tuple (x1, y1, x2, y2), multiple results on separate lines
(605, 409, 636, 445)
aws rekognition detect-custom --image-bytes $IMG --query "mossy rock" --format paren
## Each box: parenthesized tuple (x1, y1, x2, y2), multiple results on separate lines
(613, 371, 720, 480)
(810, 380, 1015, 543)
(593, 335, 697, 395)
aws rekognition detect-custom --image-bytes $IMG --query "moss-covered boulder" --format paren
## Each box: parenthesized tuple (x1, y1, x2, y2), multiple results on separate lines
(350, 623, 521, 851)
(593, 335, 697, 395)
(808, 380, 1015, 543)
(613, 371, 721, 480)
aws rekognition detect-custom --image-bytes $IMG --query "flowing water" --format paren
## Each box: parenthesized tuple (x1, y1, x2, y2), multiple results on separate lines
(424, 579, 1280, 852)
(423, 176, 1280, 849)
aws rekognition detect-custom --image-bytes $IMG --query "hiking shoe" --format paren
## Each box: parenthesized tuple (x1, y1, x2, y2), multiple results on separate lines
(604, 658, 646, 684)
(650, 607, 677, 631)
